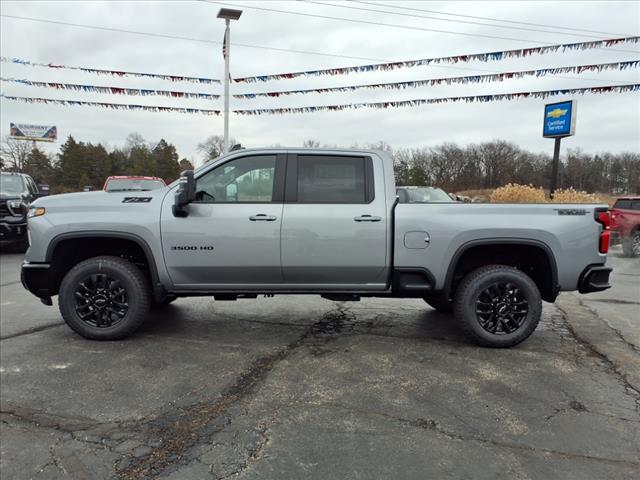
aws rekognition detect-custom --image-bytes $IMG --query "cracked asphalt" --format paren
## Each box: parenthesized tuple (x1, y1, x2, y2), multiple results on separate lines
(1, 248, 639, 479)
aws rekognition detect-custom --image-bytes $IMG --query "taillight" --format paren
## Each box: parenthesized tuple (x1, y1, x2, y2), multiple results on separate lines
(595, 210, 610, 254)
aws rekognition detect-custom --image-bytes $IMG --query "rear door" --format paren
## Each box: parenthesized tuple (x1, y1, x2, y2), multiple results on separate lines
(161, 153, 286, 288)
(280, 153, 389, 289)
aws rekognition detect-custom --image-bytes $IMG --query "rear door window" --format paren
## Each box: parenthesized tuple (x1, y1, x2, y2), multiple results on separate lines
(631, 200, 640, 211)
(296, 155, 368, 203)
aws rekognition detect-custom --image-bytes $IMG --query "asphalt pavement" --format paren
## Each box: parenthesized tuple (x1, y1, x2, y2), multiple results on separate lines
(1, 248, 638, 479)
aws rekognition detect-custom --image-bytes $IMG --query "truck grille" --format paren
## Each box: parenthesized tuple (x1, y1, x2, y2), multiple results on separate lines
(0, 201, 9, 217)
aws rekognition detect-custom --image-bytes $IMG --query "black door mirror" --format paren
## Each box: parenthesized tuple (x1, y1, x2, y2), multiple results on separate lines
(172, 170, 196, 217)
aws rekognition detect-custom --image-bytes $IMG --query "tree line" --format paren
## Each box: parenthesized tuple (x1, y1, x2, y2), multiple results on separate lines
(1, 134, 638, 195)
(0, 134, 194, 193)
(390, 140, 639, 194)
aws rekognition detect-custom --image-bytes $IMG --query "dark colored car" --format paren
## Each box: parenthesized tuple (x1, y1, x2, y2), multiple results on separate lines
(610, 196, 640, 257)
(0, 172, 47, 252)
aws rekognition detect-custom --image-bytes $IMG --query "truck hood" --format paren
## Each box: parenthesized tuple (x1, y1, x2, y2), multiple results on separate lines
(31, 188, 169, 216)
(33, 188, 171, 209)
(0, 193, 24, 201)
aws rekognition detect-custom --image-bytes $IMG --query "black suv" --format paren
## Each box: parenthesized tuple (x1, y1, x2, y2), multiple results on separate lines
(0, 172, 46, 252)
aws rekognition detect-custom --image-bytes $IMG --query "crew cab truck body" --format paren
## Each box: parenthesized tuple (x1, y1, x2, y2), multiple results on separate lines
(22, 148, 612, 347)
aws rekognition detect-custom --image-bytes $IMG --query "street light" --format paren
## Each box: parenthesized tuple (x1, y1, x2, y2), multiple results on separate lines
(217, 8, 242, 154)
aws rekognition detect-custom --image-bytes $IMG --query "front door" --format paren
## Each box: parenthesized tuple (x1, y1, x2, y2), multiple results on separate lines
(161, 153, 285, 288)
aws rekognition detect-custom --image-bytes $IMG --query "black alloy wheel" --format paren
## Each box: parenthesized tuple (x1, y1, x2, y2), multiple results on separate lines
(74, 274, 129, 328)
(475, 282, 528, 335)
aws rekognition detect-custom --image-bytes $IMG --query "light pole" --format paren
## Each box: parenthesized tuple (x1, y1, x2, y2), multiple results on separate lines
(217, 8, 242, 154)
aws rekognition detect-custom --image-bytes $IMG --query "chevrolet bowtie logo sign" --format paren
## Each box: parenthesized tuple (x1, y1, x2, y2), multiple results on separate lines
(546, 108, 568, 119)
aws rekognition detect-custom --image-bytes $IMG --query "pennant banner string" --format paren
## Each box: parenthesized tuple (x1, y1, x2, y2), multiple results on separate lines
(2, 85, 637, 115)
(0, 56, 220, 84)
(0, 77, 220, 100)
(233, 36, 640, 83)
(0, 94, 220, 115)
(232, 84, 640, 115)
(233, 60, 639, 98)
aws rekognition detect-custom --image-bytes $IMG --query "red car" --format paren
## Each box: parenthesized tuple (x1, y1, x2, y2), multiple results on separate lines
(103, 176, 166, 192)
(610, 196, 640, 257)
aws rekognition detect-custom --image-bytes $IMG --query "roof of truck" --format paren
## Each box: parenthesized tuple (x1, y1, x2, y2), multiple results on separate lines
(104, 176, 165, 181)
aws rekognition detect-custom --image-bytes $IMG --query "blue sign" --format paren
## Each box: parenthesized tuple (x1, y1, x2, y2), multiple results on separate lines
(543, 100, 576, 138)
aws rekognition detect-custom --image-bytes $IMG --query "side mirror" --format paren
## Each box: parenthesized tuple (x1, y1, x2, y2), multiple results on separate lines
(172, 170, 196, 217)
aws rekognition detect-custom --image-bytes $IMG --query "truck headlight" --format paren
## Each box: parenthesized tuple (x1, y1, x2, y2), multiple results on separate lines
(28, 206, 46, 218)
(7, 200, 26, 216)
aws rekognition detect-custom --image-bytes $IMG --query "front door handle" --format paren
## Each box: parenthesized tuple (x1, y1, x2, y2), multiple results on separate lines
(354, 215, 382, 222)
(249, 214, 277, 221)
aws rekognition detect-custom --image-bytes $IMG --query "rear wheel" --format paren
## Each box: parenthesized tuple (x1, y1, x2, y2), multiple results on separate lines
(59, 256, 151, 340)
(453, 265, 541, 348)
(622, 229, 640, 257)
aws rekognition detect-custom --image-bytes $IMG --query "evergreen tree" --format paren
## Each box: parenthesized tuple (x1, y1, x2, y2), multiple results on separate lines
(23, 146, 54, 185)
(58, 136, 86, 190)
(130, 144, 155, 177)
(152, 139, 180, 183)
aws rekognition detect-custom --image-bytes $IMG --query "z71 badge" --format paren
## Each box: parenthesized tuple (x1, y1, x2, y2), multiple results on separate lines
(122, 197, 152, 203)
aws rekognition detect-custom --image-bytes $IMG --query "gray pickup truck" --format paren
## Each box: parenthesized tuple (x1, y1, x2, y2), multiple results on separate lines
(21, 148, 612, 347)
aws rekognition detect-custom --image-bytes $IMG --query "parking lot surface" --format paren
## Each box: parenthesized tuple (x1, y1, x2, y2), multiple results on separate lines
(1, 249, 639, 479)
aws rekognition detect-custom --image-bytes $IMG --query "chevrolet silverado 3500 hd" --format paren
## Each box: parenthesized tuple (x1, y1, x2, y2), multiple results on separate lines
(21, 148, 612, 347)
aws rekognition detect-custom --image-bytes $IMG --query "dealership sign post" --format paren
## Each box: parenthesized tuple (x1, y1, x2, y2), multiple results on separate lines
(543, 100, 576, 198)
(9, 123, 57, 143)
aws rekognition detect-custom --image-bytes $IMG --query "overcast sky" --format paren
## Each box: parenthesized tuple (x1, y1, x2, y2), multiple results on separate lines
(1, 0, 639, 165)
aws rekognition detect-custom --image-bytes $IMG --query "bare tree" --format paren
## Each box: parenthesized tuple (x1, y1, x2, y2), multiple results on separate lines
(197, 135, 236, 162)
(0, 136, 33, 171)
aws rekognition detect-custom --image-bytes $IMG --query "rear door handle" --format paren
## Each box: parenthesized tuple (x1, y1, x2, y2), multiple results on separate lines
(249, 214, 277, 221)
(354, 215, 382, 222)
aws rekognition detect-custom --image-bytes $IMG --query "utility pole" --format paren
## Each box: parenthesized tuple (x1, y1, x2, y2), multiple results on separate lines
(217, 8, 242, 154)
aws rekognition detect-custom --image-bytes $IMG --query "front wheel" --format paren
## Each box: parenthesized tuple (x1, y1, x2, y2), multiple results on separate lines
(622, 230, 640, 257)
(58, 256, 151, 340)
(453, 265, 541, 348)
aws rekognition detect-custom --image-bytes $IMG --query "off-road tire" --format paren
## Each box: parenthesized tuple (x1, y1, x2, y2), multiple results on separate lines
(622, 229, 640, 257)
(453, 265, 542, 348)
(424, 297, 453, 313)
(59, 256, 151, 340)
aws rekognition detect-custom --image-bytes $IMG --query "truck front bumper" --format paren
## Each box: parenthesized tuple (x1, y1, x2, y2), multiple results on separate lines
(21, 262, 53, 305)
(0, 221, 27, 246)
(578, 264, 612, 294)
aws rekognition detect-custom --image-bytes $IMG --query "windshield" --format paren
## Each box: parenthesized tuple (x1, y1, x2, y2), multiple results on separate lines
(399, 187, 452, 203)
(613, 199, 633, 210)
(0, 175, 25, 196)
(105, 179, 165, 192)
